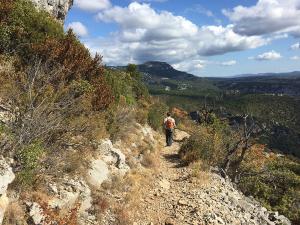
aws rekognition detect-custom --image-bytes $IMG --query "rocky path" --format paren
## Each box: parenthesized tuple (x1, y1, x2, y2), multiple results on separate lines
(132, 130, 290, 225)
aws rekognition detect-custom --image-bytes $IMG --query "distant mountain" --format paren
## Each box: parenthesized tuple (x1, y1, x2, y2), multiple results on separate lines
(234, 71, 300, 79)
(209, 71, 300, 96)
(137, 61, 196, 80)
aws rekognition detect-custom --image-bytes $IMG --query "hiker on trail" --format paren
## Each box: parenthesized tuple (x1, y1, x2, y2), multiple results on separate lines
(164, 112, 176, 146)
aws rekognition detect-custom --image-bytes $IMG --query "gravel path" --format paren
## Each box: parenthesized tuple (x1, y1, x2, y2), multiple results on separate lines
(132, 130, 290, 225)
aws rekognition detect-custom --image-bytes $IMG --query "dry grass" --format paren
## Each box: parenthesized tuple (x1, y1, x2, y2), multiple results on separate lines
(3, 200, 26, 225)
(141, 152, 160, 168)
(189, 161, 211, 187)
(30, 191, 80, 225)
(114, 206, 131, 225)
(177, 118, 198, 134)
(93, 195, 110, 216)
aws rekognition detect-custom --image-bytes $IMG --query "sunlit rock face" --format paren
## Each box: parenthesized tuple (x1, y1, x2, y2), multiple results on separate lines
(30, 0, 73, 22)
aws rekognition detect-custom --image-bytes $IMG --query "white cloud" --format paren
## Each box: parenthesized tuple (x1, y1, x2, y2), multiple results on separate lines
(291, 42, 300, 50)
(291, 56, 300, 60)
(221, 60, 237, 66)
(74, 0, 111, 12)
(90, 2, 267, 67)
(223, 0, 300, 37)
(250, 50, 282, 61)
(66, 22, 88, 37)
(172, 60, 207, 72)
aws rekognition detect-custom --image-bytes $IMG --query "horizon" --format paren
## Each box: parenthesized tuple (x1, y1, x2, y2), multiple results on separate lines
(107, 60, 300, 78)
(65, 0, 300, 77)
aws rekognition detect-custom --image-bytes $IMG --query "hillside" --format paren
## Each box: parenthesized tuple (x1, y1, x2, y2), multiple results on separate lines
(0, 1, 298, 225)
(137, 61, 196, 81)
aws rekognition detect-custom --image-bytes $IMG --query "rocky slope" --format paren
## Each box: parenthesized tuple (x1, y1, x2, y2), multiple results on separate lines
(0, 126, 292, 224)
(0, 102, 292, 224)
(128, 130, 291, 225)
(30, 0, 73, 21)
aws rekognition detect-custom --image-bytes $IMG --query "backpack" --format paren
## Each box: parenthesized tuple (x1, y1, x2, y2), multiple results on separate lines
(165, 118, 174, 129)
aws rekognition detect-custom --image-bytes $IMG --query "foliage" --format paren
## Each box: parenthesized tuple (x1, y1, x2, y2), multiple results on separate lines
(147, 101, 169, 131)
(15, 141, 44, 186)
(126, 64, 149, 100)
(104, 69, 135, 104)
(0, 0, 64, 54)
(239, 157, 300, 223)
(179, 122, 230, 166)
(1, 0, 113, 111)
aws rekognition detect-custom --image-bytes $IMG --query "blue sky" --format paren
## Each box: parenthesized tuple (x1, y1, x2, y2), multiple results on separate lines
(65, 0, 300, 77)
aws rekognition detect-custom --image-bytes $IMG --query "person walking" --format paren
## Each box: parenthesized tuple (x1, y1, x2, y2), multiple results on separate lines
(163, 112, 176, 146)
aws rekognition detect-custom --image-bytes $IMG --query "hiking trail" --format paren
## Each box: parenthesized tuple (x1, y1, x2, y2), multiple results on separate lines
(132, 130, 290, 225)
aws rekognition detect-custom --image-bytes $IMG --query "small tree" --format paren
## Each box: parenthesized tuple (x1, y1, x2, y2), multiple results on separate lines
(221, 115, 263, 181)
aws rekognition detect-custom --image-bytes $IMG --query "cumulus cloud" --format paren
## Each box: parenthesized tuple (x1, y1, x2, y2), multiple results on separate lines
(66, 22, 88, 37)
(74, 0, 111, 12)
(291, 42, 300, 50)
(172, 60, 207, 72)
(250, 50, 282, 61)
(90, 2, 267, 67)
(223, 0, 300, 37)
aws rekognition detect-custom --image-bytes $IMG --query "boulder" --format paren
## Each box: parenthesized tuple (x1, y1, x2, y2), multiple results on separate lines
(87, 159, 110, 188)
(97, 139, 130, 175)
(48, 177, 95, 225)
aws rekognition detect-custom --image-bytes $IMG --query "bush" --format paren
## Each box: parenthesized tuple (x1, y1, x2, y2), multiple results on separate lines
(1, 0, 114, 111)
(179, 117, 232, 166)
(104, 69, 135, 104)
(239, 157, 300, 223)
(179, 126, 227, 166)
(15, 141, 45, 186)
(126, 64, 149, 101)
(147, 102, 168, 131)
(0, 0, 64, 54)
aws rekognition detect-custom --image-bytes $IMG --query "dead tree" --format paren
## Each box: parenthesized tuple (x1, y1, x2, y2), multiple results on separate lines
(2, 60, 83, 152)
(221, 115, 259, 180)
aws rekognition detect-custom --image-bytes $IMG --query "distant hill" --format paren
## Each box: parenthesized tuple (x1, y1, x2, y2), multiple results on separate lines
(109, 61, 300, 96)
(234, 71, 300, 79)
(137, 61, 196, 80)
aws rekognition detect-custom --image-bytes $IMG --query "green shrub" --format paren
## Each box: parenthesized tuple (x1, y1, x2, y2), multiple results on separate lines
(179, 117, 231, 166)
(239, 158, 300, 223)
(0, 0, 64, 54)
(179, 126, 227, 166)
(104, 69, 134, 104)
(147, 102, 168, 131)
(126, 64, 149, 100)
(15, 141, 45, 186)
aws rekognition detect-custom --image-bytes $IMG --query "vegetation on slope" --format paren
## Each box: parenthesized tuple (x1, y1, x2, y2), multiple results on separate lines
(0, 0, 150, 189)
(178, 113, 300, 223)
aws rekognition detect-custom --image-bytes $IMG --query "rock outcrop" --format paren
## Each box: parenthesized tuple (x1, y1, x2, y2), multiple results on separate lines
(0, 157, 15, 224)
(30, 0, 73, 22)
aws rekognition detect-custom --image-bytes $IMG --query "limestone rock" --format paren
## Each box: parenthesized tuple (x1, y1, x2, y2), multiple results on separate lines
(98, 139, 130, 175)
(0, 158, 15, 195)
(30, 0, 73, 22)
(27, 202, 45, 225)
(0, 194, 9, 224)
(48, 177, 95, 225)
(87, 159, 110, 187)
(0, 157, 15, 224)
